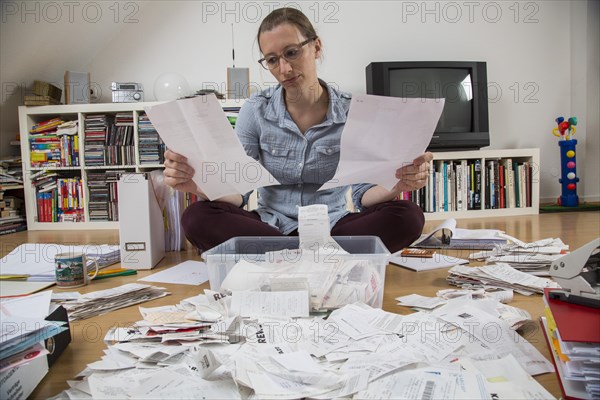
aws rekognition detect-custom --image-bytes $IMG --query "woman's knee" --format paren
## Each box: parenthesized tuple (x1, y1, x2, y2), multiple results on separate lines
(382, 200, 425, 235)
(181, 201, 223, 238)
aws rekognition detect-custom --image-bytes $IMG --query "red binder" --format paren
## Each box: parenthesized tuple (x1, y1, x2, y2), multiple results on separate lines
(539, 317, 587, 400)
(544, 288, 600, 343)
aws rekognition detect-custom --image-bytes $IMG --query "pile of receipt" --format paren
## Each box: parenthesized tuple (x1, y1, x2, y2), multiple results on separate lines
(50, 290, 558, 400)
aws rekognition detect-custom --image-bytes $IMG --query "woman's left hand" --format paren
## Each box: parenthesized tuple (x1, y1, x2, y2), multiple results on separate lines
(392, 152, 434, 193)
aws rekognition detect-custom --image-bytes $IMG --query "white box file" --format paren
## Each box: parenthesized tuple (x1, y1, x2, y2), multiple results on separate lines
(118, 173, 165, 269)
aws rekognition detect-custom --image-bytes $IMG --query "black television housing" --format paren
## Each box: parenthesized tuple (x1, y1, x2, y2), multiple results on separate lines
(366, 61, 490, 151)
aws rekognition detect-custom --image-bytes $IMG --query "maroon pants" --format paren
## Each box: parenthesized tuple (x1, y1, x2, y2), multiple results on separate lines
(181, 201, 424, 253)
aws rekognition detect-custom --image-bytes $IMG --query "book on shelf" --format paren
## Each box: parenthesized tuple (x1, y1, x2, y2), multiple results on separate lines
(84, 114, 112, 166)
(30, 118, 62, 133)
(84, 114, 136, 167)
(29, 119, 79, 168)
(0, 222, 27, 236)
(398, 156, 532, 214)
(32, 172, 84, 223)
(86, 170, 122, 221)
(138, 113, 166, 164)
(24, 95, 62, 106)
(33, 80, 62, 101)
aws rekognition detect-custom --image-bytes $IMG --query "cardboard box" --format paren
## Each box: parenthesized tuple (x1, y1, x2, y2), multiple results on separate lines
(118, 173, 165, 269)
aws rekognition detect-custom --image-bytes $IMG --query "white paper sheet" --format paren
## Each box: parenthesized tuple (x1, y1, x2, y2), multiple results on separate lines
(459, 354, 557, 399)
(230, 290, 309, 318)
(389, 253, 469, 271)
(0, 281, 55, 297)
(0, 290, 52, 319)
(354, 367, 489, 400)
(138, 260, 208, 286)
(435, 304, 554, 376)
(395, 294, 447, 309)
(144, 95, 279, 199)
(320, 95, 444, 190)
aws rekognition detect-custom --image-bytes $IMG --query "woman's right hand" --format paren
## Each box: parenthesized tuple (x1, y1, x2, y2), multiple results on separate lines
(163, 149, 204, 196)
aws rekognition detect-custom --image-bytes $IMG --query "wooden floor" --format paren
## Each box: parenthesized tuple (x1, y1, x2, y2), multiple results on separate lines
(2, 211, 598, 256)
(2, 210, 598, 399)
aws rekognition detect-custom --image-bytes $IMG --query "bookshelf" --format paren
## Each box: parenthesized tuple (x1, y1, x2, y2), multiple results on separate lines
(19, 102, 539, 230)
(18, 100, 244, 231)
(414, 148, 540, 221)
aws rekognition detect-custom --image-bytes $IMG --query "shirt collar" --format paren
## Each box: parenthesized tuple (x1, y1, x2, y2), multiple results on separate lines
(263, 79, 349, 128)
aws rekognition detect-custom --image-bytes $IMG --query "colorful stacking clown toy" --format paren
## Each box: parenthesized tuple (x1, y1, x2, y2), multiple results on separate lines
(552, 116, 578, 207)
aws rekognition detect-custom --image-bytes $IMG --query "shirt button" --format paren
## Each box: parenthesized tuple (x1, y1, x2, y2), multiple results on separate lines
(298, 163, 303, 167)
(297, 184, 302, 188)
(326, 149, 332, 154)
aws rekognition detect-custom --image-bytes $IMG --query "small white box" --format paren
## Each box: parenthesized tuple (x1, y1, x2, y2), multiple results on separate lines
(118, 173, 165, 269)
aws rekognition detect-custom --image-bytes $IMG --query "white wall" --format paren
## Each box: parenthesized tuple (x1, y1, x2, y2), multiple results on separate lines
(580, 0, 600, 202)
(1, 0, 597, 202)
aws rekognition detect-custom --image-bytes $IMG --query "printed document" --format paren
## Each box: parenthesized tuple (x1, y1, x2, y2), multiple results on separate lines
(138, 260, 208, 286)
(145, 95, 279, 199)
(320, 95, 444, 190)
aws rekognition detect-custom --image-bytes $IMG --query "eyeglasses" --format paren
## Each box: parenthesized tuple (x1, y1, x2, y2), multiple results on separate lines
(258, 37, 317, 70)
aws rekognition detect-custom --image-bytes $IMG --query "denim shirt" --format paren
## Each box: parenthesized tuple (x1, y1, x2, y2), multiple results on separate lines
(235, 81, 375, 234)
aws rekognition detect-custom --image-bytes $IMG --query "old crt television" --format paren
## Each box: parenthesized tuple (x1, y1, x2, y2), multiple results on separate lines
(366, 61, 490, 151)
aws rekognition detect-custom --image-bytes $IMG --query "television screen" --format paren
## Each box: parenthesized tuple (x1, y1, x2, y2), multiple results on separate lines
(389, 68, 472, 133)
(366, 61, 490, 151)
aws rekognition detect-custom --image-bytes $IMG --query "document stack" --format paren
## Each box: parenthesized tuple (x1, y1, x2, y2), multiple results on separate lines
(447, 262, 560, 295)
(470, 237, 570, 276)
(0, 243, 120, 282)
(58, 283, 170, 321)
(540, 289, 600, 400)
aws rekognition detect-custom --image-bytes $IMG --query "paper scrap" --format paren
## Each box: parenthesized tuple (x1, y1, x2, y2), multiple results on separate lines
(138, 260, 209, 286)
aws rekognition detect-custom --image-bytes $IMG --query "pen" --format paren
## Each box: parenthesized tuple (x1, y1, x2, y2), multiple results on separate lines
(92, 270, 137, 280)
(0, 275, 30, 281)
(89, 268, 134, 276)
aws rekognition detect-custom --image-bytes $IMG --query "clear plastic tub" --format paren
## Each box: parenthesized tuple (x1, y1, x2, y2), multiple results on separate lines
(202, 236, 390, 309)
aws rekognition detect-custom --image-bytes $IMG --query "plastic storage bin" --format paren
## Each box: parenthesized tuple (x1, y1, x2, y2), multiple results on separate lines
(202, 236, 390, 309)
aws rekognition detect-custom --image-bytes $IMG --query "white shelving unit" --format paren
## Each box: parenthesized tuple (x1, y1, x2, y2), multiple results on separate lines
(424, 148, 540, 221)
(18, 100, 244, 231)
(19, 102, 539, 230)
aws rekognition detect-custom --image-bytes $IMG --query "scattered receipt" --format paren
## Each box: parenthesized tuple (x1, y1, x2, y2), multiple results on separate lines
(320, 95, 445, 190)
(145, 95, 279, 199)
